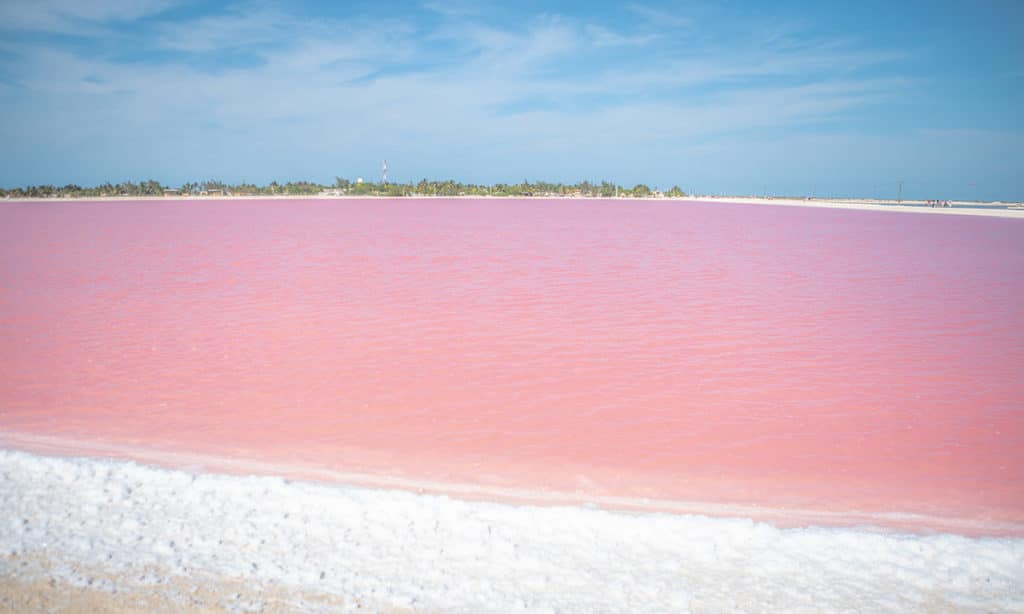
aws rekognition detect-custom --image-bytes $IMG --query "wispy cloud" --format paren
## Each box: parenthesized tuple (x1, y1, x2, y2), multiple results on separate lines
(0, 0, 175, 33)
(626, 3, 693, 29)
(422, 0, 487, 19)
(5, 0, 1016, 200)
(583, 24, 658, 48)
(156, 6, 287, 53)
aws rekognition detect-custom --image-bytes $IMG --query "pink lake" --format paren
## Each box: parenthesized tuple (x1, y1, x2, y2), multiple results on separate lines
(1, 199, 1022, 533)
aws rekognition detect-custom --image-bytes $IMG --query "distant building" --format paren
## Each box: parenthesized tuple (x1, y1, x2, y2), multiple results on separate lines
(163, 188, 181, 196)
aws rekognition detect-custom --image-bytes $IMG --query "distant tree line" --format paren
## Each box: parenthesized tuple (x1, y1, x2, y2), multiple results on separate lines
(0, 178, 687, 199)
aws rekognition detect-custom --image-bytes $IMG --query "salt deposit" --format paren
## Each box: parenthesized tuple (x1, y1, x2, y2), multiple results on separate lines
(2, 449, 1021, 612)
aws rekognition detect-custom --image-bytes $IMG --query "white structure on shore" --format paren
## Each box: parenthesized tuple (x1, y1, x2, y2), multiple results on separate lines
(382, 159, 388, 185)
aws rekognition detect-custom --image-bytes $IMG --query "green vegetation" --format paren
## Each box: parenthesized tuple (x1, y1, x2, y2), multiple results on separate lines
(0, 178, 688, 199)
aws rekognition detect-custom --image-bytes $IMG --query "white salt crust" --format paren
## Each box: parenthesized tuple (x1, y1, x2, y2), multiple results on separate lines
(1, 449, 1022, 612)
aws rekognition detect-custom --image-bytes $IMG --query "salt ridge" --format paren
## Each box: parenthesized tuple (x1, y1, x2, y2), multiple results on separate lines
(2, 449, 1022, 612)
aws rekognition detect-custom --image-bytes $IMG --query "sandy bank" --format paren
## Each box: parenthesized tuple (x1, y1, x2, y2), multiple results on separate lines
(0, 554, 368, 614)
(3, 194, 1023, 218)
(697, 196, 1024, 218)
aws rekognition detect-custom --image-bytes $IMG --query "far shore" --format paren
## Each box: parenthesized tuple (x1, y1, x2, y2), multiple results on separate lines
(3, 194, 1023, 219)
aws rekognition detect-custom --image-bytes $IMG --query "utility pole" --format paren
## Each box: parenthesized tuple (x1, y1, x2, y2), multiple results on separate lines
(897, 179, 903, 205)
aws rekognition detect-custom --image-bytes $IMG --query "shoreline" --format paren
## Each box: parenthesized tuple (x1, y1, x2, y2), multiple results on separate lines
(3, 445, 1022, 613)
(3, 431, 1020, 538)
(2, 194, 1023, 219)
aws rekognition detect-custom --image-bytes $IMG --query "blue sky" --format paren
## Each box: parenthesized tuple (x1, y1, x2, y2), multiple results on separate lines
(0, 0, 1021, 199)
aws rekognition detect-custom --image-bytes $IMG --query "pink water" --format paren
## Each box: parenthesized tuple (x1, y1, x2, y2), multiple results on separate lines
(2, 199, 1022, 531)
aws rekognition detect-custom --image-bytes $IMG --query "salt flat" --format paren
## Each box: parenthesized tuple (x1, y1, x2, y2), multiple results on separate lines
(3, 450, 1022, 613)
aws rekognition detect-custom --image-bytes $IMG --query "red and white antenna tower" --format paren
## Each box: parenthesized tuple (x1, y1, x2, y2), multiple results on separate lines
(382, 159, 388, 185)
